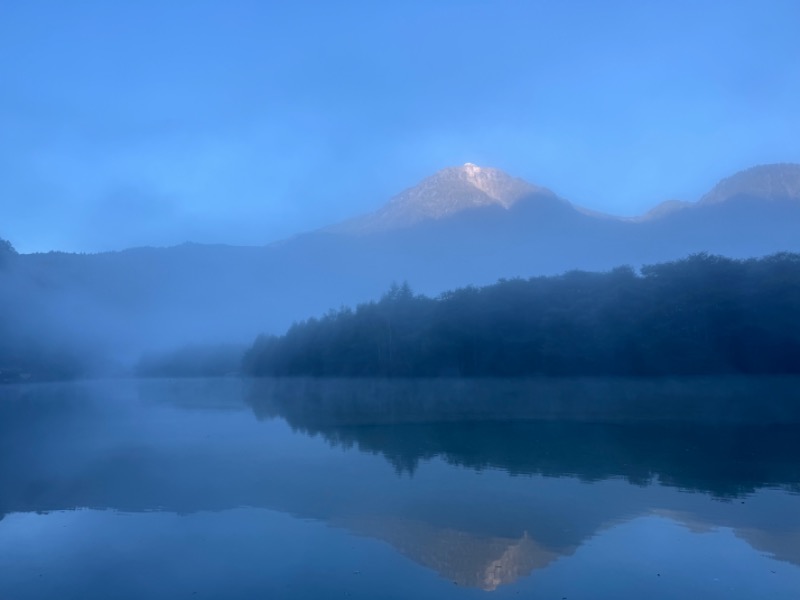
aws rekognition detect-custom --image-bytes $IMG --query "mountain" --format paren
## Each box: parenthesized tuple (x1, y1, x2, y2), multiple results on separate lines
(699, 163, 800, 205)
(313, 161, 800, 289)
(631, 199, 693, 221)
(3, 162, 800, 377)
(632, 163, 800, 259)
(329, 161, 800, 231)
(637, 162, 800, 214)
(328, 163, 559, 233)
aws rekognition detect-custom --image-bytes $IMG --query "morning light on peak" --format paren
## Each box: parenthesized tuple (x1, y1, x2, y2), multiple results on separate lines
(463, 162, 482, 176)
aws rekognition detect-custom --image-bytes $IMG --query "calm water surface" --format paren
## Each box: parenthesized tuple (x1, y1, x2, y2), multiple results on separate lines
(1, 378, 799, 599)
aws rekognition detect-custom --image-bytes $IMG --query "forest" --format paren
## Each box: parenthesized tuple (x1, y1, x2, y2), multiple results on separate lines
(243, 253, 800, 377)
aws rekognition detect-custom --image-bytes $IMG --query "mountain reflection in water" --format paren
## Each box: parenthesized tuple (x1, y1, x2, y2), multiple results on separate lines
(338, 518, 560, 591)
(0, 378, 799, 597)
(243, 377, 800, 589)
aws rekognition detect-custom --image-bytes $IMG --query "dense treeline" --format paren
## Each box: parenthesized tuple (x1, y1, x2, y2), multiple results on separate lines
(0, 238, 15, 264)
(243, 253, 800, 377)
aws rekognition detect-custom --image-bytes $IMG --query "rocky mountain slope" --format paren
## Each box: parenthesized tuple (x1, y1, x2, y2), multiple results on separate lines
(329, 163, 558, 233)
(699, 163, 800, 205)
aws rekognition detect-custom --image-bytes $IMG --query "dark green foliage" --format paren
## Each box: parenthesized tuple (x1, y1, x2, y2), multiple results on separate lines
(0, 238, 15, 266)
(244, 253, 800, 377)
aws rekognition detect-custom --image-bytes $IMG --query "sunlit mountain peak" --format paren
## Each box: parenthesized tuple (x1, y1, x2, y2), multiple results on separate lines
(328, 164, 556, 234)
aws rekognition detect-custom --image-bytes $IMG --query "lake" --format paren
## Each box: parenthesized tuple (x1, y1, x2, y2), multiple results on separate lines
(1, 378, 799, 599)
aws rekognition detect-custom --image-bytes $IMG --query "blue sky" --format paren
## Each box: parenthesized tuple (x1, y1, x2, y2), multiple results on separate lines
(2, 0, 799, 252)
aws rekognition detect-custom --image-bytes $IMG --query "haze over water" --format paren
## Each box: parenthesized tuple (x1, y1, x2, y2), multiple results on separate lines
(1, 378, 798, 599)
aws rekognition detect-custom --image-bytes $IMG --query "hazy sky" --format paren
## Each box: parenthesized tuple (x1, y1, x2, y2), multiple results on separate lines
(2, 0, 800, 252)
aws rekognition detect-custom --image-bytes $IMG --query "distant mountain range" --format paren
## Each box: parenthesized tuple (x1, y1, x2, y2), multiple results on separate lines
(2, 162, 800, 376)
(329, 162, 800, 231)
(307, 162, 800, 292)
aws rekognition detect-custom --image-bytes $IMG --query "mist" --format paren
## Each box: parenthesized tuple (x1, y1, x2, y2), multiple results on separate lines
(4, 3, 800, 598)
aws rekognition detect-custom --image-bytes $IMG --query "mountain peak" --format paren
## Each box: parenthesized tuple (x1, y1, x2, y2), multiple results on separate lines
(699, 163, 800, 205)
(330, 164, 554, 234)
(443, 162, 536, 208)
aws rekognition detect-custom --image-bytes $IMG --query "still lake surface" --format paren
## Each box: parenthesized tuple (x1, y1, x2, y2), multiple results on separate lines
(1, 378, 799, 599)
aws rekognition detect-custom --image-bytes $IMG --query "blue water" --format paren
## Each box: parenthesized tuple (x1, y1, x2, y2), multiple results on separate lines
(1, 379, 798, 599)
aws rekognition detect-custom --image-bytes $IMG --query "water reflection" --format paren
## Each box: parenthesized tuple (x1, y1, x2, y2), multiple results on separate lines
(339, 517, 563, 590)
(246, 376, 800, 589)
(246, 375, 800, 425)
(0, 378, 799, 596)
(246, 377, 800, 496)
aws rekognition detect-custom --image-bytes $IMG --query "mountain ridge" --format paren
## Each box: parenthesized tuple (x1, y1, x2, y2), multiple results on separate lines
(6, 162, 798, 253)
(324, 162, 800, 238)
(699, 163, 800, 205)
(326, 163, 561, 235)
